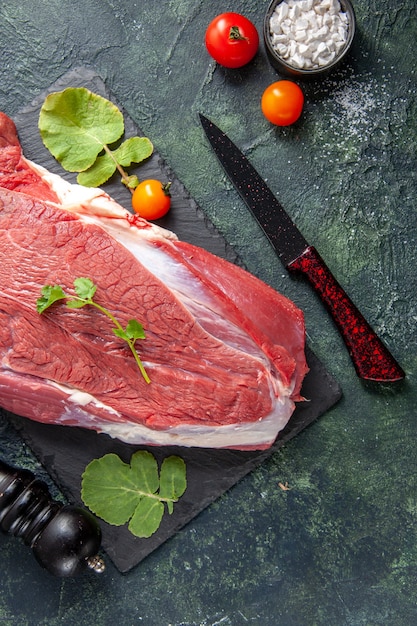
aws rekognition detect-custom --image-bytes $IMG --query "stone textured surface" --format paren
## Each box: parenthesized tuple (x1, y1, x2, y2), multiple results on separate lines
(0, 0, 416, 624)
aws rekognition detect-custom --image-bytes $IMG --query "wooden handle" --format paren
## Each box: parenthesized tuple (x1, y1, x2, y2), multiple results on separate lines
(287, 246, 405, 382)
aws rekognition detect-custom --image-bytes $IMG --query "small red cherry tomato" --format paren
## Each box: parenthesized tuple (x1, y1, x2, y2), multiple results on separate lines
(261, 80, 304, 126)
(131, 180, 171, 220)
(205, 12, 259, 69)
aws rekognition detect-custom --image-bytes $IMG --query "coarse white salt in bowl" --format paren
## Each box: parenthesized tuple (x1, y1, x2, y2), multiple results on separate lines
(264, 0, 356, 78)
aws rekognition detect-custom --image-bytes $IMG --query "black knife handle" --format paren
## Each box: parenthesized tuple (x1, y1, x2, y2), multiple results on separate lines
(287, 246, 405, 382)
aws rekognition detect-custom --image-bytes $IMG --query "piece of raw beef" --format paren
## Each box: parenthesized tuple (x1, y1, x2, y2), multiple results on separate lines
(0, 111, 308, 450)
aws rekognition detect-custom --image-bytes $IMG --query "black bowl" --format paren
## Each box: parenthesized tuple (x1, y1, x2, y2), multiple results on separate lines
(264, 0, 356, 79)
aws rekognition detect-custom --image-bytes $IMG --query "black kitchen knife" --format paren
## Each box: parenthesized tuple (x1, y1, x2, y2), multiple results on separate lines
(199, 114, 405, 383)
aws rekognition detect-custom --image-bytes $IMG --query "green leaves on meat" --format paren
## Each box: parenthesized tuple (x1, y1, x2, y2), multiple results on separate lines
(36, 277, 150, 383)
(81, 452, 187, 538)
(38, 87, 153, 189)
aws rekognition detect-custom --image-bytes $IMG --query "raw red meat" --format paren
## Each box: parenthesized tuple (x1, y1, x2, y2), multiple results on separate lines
(0, 111, 308, 450)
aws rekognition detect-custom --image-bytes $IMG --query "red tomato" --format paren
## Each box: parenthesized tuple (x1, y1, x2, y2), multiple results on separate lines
(205, 13, 259, 69)
(261, 81, 304, 126)
(131, 180, 171, 220)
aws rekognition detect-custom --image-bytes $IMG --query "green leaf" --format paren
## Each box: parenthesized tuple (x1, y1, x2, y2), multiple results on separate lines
(36, 284, 66, 313)
(38, 87, 154, 192)
(65, 299, 87, 309)
(128, 497, 165, 538)
(113, 327, 129, 341)
(113, 137, 153, 167)
(81, 451, 187, 538)
(76, 138, 153, 187)
(113, 320, 145, 342)
(125, 319, 146, 340)
(130, 451, 160, 494)
(159, 456, 187, 504)
(73, 277, 96, 300)
(38, 87, 124, 172)
(81, 454, 140, 526)
(76, 152, 117, 187)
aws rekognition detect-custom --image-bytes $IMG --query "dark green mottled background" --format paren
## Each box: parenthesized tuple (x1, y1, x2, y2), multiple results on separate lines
(0, 1, 416, 624)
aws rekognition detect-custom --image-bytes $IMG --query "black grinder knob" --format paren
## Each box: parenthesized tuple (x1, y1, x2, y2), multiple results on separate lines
(0, 459, 105, 577)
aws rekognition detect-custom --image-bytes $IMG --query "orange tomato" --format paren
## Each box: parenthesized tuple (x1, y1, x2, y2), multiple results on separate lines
(261, 80, 304, 126)
(131, 180, 171, 220)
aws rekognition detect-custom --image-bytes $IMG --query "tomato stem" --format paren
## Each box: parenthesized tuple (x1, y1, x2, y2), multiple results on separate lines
(162, 182, 172, 197)
(229, 26, 248, 42)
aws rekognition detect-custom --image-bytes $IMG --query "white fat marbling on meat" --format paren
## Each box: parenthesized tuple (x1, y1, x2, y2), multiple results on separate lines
(58, 392, 294, 449)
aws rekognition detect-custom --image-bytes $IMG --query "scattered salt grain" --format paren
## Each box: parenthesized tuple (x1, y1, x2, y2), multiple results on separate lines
(269, 0, 350, 69)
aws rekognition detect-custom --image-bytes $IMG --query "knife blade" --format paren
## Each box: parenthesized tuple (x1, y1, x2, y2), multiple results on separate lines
(199, 114, 405, 383)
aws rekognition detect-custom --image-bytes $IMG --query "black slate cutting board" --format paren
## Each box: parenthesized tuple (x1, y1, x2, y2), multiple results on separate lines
(4, 68, 342, 573)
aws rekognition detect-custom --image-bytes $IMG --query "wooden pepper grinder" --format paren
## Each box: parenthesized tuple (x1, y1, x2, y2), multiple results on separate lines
(0, 459, 105, 577)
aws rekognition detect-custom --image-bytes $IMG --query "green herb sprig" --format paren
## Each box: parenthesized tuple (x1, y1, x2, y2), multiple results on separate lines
(36, 277, 150, 383)
(38, 87, 153, 190)
(81, 451, 187, 538)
